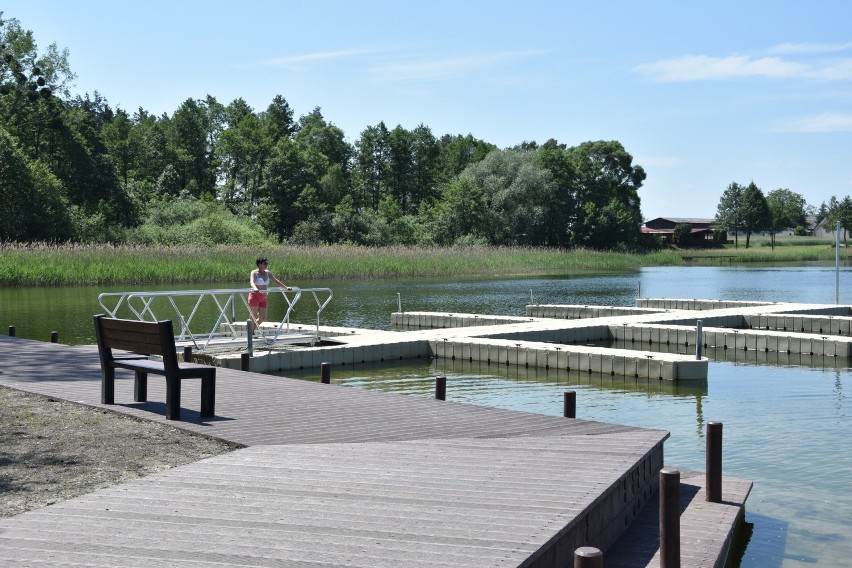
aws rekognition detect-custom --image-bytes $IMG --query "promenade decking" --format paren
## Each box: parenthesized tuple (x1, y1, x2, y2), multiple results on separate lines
(0, 335, 750, 567)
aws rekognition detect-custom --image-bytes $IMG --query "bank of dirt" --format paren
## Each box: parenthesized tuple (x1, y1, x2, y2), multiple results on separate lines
(0, 385, 241, 518)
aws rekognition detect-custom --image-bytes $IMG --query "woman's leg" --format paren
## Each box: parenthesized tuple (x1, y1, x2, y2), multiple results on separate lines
(257, 307, 268, 325)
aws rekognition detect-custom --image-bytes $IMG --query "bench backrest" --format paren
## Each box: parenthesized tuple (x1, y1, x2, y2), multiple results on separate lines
(93, 314, 180, 374)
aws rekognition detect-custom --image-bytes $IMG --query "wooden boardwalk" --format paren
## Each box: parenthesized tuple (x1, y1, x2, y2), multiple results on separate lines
(0, 336, 750, 567)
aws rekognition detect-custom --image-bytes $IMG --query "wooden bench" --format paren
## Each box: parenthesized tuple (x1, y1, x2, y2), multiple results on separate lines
(94, 314, 215, 420)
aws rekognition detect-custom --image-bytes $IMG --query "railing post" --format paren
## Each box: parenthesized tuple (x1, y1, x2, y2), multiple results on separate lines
(706, 421, 723, 503)
(435, 375, 446, 400)
(241, 352, 250, 372)
(660, 467, 681, 568)
(573, 547, 603, 568)
(564, 390, 576, 418)
(321, 362, 331, 384)
(183, 346, 192, 363)
(50, 331, 59, 343)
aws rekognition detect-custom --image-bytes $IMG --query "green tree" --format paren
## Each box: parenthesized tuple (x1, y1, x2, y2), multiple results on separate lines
(740, 182, 770, 248)
(672, 224, 693, 248)
(765, 188, 808, 249)
(562, 141, 645, 249)
(716, 182, 745, 248)
(462, 148, 556, 245)
(432, 176, 488, 244)
(353, 121, 391, 210)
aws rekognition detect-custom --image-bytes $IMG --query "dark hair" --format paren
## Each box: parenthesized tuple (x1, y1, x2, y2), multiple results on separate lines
(256, 257, 268, 266)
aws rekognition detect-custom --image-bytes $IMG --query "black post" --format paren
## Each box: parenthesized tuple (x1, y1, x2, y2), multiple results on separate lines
(8, 326, 15, 337)
(321, 362, 331, 384)
(573, 547, 603, 568)
(241, 352, 250, 372)
(564, 390, 576, 418)
(435, 375, 446, 400)
(660, 467, 681, 568)
(183, 346, 192, 363)
(706, 421, 723, 503)
(50, 331, 59, 343)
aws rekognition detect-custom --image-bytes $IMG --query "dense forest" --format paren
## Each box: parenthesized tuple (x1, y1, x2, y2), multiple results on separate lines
(0, 14, 651, 249)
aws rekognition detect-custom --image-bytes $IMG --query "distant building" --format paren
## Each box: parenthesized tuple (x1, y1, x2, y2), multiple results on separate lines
(641, 217, 718, 246)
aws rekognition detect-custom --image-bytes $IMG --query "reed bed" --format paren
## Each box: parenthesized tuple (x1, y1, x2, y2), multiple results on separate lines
(0, 242, 844, 287)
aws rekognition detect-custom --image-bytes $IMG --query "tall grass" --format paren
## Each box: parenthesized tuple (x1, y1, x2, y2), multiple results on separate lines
(0, 242, 845, 287)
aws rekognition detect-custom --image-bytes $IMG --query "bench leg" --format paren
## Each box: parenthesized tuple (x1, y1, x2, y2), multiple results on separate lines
(200, 375, 215, 418)
(165, 377, 181, 420)
(134, 371, 148, 402)
(101, 366, 115, 405)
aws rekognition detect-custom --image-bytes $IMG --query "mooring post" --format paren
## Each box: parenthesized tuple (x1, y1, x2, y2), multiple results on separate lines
(435, 375, 446, 400)
(50, 331, 59, 343)
(241, 352, 250, 372)
(246, 319, 254, 357)
(183, 346, 192, 363)
(695, 320, 703, 360)
(706, 421, 723, 503)
(564, 390, 576, 418)
(397, 292, 402, 313)
(660, 467, 681, 568)
(321, 362, 331, 384)
(573, 546, 603, 568)
(8, 325, 15, 337)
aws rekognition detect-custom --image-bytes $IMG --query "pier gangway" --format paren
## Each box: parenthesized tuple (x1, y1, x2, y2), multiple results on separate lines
(97, 287, 333, 350)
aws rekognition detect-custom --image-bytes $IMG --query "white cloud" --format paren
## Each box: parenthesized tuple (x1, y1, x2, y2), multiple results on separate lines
(634, 46, 852, 83)
(783, 112, 852, 132)
(259, 49, 380, 71)
(633, 55, 808, 82)
(367, 50, 547, 83)
(768, 41, 852, 55)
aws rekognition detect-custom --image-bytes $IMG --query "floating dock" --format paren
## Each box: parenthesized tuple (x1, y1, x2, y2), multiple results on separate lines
(0, 295, 758, 566)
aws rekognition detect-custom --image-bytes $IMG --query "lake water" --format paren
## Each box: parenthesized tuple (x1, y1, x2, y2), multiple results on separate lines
(2, 264, 851, 567)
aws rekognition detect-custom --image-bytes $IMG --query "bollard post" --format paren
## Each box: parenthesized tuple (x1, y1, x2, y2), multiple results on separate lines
(695, 320, 703, 360)
(435, 375, 446, 400)
(321, 362, 331, 384)
(564, 390, 576, 418)
(573, 547, 603, 568)
(241, 352, 250, 372)
(50, 331, 59, 343)
(660, 467, 681, 568)
(8, 325, 15, 337)
(706, 421, 723, 503)
(183, 346, 192, 363)
(246, 319, 254, 357)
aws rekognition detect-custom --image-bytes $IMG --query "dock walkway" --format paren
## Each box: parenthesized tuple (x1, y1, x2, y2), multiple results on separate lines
(0, 335, 750, 567)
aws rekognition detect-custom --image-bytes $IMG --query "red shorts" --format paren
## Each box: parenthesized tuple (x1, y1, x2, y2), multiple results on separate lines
(248, 291, 268, 308)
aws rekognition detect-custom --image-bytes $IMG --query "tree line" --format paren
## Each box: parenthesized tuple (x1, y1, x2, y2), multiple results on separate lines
(0, 14, 651, 249)
(714, 181, 851, 248)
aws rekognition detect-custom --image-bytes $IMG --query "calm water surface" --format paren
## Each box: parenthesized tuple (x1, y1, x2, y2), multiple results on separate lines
(2, 264, 851, 567)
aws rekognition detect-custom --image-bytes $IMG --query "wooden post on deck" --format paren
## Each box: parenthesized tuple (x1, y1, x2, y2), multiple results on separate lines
(321, 362, 331, 384)
(573, 547, 603, 568)
(435, 375, 446, 400)
(706, 421, 723, 503)
(563, 390, 576, 418)
(183, 346, 192, 363)
(660, 467, 681, 568)
(50, 331, 59, 343)
(8, 326, 15, 337)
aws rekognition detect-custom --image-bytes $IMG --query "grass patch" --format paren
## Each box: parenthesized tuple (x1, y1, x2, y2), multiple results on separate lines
(0, 242, 848, 287)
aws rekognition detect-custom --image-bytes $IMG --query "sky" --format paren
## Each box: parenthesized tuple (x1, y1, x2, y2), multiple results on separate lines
(4, 0, 852, 220)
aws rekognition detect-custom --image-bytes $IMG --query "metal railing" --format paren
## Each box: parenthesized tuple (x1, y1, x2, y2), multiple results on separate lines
(97, 287, 333, 350)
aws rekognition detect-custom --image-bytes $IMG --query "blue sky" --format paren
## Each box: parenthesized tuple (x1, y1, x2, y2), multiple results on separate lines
(5, 0, 852, 220)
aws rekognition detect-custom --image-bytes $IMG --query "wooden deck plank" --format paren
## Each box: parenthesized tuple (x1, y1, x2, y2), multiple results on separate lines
(0, 336, 747, 567)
